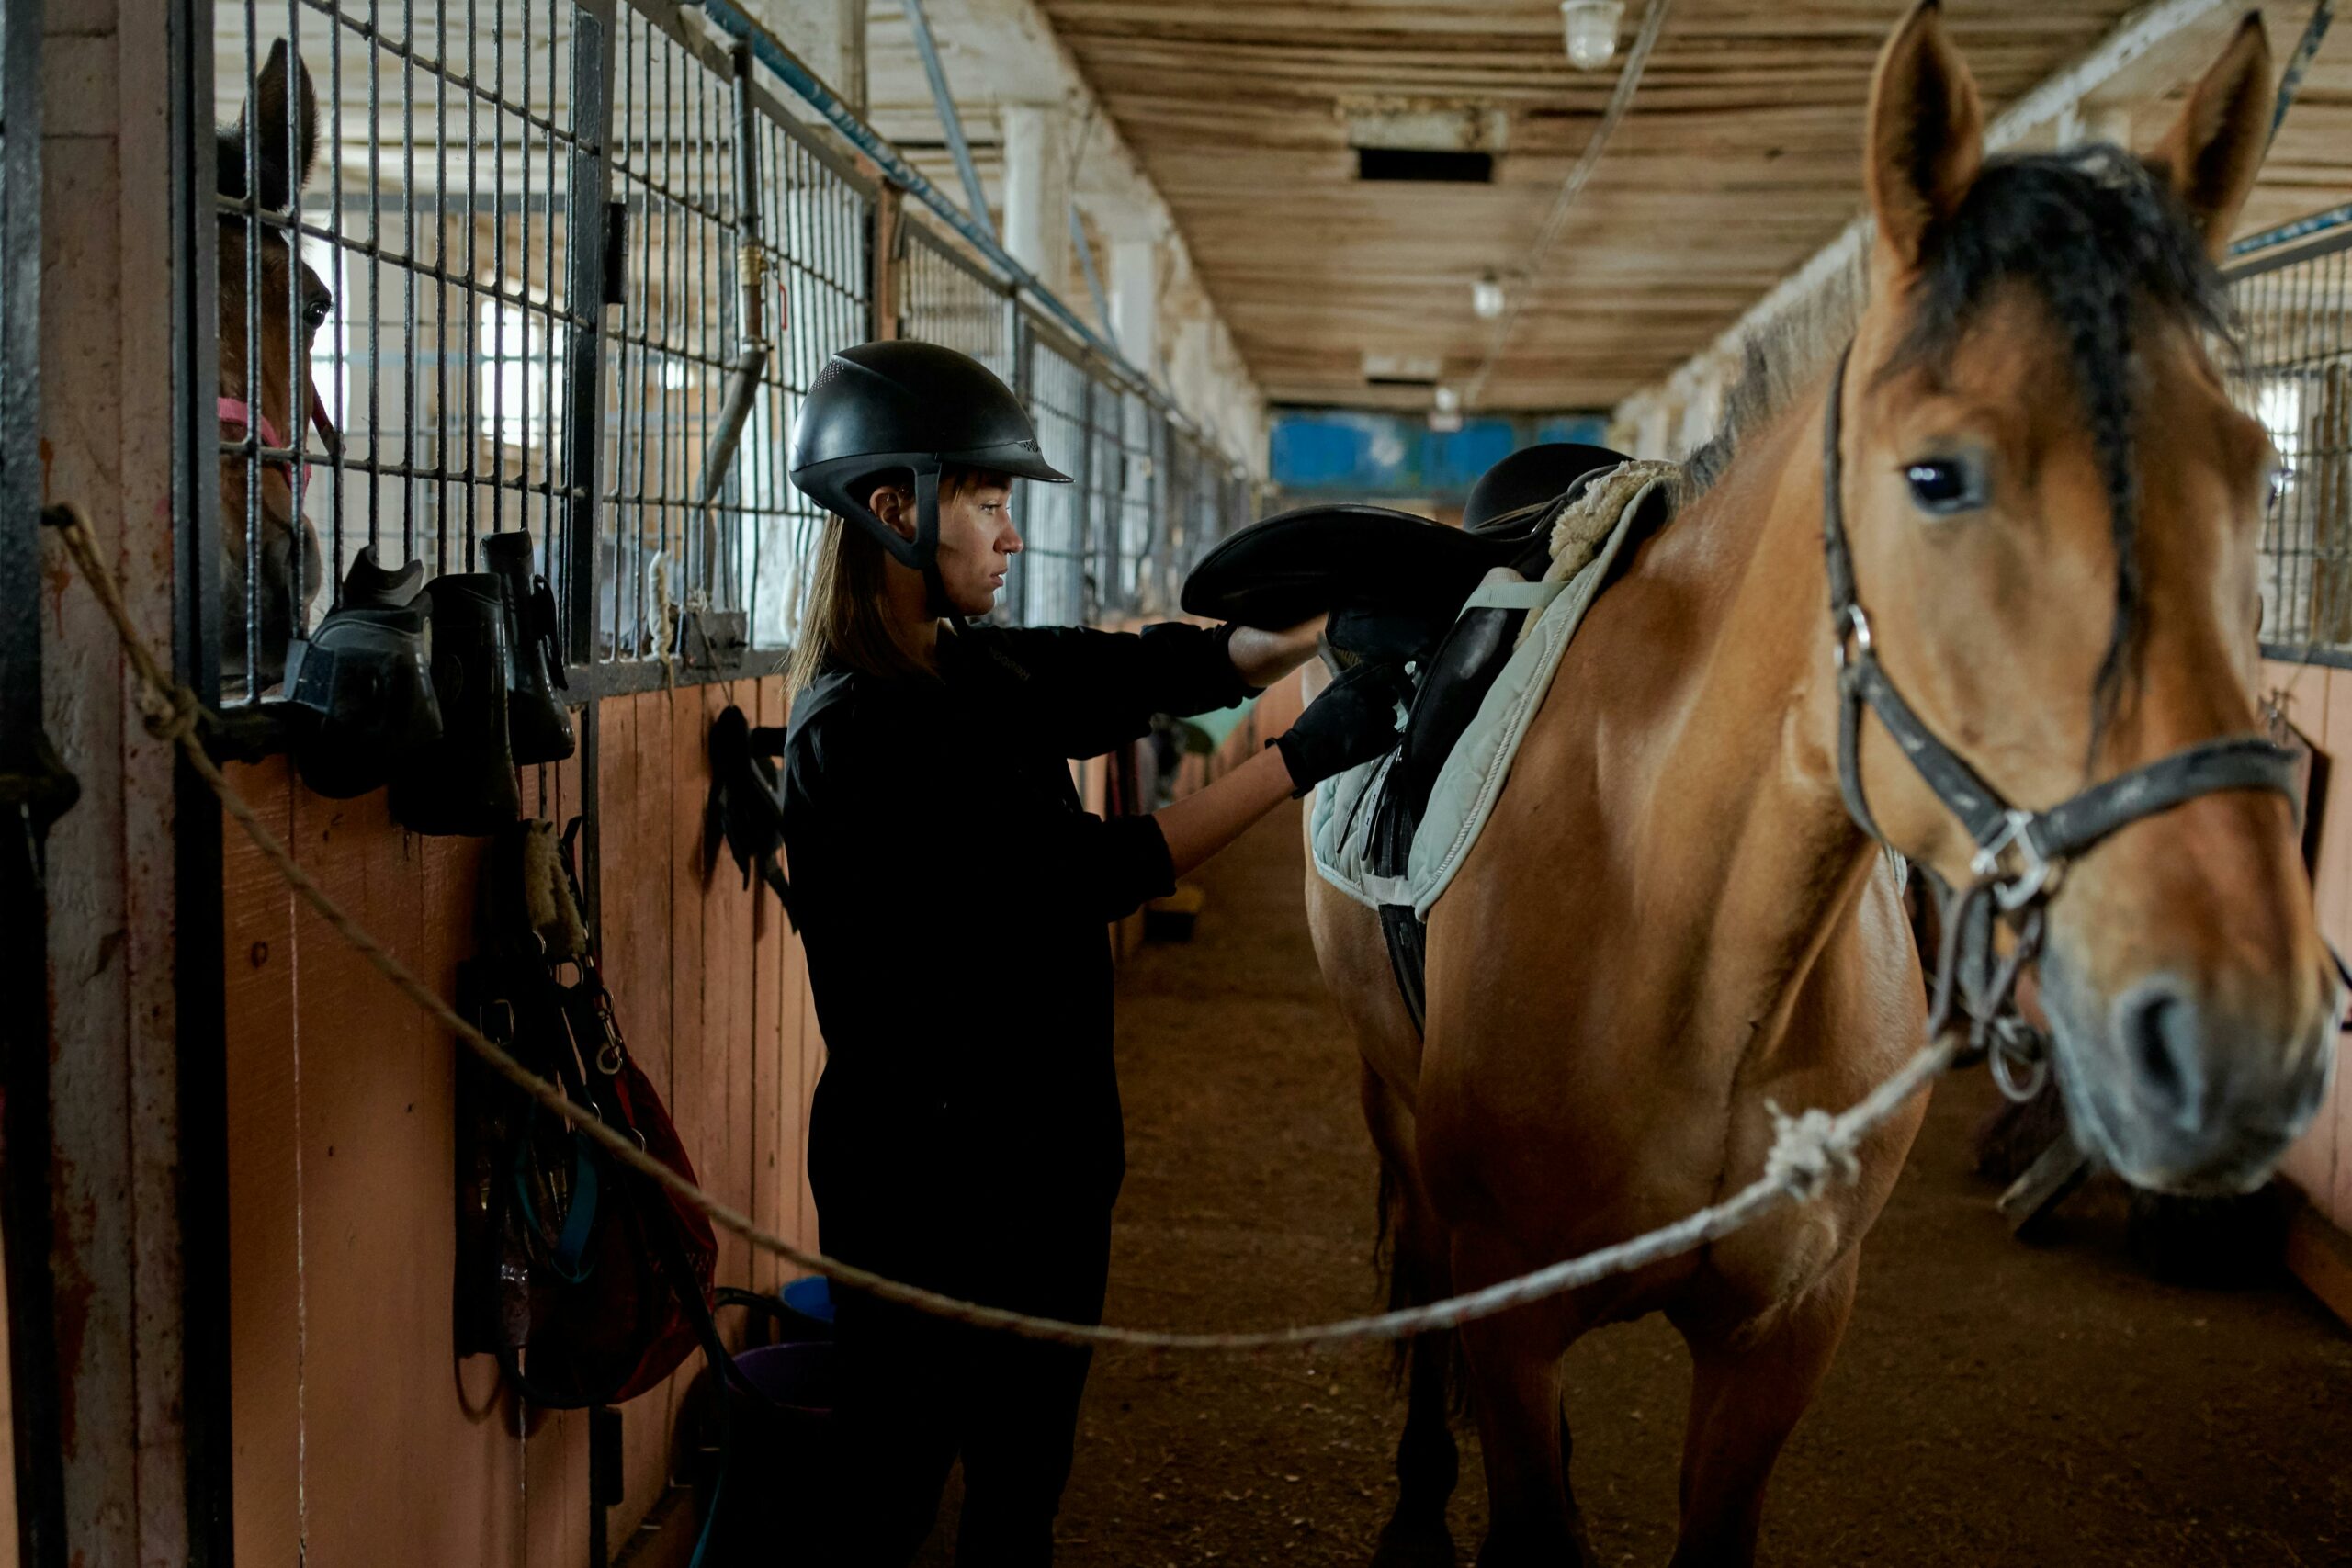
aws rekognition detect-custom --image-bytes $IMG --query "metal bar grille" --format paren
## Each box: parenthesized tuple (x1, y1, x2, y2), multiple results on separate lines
(1019, 318, 1090, 629)
(899, 221, 1011, 381)
(207, 0, 1250, 699)
(211, 0, 596, 705)
(2227, 219, 2352, 663)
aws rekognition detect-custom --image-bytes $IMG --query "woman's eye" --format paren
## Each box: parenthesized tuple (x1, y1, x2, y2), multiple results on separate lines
(1903, 457, 1985, 517)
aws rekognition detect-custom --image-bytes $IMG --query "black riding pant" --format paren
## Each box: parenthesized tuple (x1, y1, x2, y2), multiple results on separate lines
(820, 1208, 1112, 1567)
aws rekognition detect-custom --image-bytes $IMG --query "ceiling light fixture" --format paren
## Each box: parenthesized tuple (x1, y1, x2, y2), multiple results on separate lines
(1472, 272, 1507, 321)
(1561, 0, 1624, 71)
(1433, 385, 1464, 414)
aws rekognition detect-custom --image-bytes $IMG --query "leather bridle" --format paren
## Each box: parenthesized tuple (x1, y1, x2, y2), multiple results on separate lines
(1817, 342, 2306, 1094)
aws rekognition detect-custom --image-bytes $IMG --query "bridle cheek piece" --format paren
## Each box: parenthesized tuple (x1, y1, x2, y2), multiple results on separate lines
(1817, 342, 2307, 1099)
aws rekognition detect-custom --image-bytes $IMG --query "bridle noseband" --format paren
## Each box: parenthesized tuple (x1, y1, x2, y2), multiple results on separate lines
(220, 383, 340, 519)
(1818, 342, 2304, 1094)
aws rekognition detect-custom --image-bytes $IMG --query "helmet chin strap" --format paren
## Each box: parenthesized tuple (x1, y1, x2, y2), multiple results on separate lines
(913, 467, 955, 619)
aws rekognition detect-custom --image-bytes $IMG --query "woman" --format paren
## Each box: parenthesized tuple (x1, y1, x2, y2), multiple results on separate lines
(782, 341, 1404, 1565)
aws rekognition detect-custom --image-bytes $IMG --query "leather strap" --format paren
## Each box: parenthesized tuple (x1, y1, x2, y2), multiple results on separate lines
(1461, 580, 1570, 614)
(1817, 343, 2299, 900)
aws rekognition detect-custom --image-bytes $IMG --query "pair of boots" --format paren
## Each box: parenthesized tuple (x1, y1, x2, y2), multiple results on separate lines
(288, 530, 572, 834)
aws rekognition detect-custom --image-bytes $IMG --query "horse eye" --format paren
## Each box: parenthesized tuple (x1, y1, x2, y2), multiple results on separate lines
(1903, 457, 1985, 517)
(303, 295, 333, 331)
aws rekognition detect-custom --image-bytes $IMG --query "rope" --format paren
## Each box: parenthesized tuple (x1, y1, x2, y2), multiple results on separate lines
(40, 502, 1957, 1350)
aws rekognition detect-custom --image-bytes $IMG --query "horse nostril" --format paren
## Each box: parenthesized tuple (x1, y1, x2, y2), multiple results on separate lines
(2113, 979, 2205, 1126)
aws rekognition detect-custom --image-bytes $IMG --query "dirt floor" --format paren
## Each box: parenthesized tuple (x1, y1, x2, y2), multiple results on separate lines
(915, 805, 2352, 1567)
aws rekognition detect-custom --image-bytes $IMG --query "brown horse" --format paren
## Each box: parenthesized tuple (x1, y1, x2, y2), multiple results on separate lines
(1308, 8, 2335, 1565)
(219, 39, 334, 689)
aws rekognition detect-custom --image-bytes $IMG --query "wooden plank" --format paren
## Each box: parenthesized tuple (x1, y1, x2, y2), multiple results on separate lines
(699, 682, 752, 1298)
(283, 787, 519, 1566)
(222, 761, 301, 1568)
(609, 691, 683, 1558)
(2285, 1200, 2352, 1334)
(2265, 662, 2338, 1208)
(750, 676, 788, 1295)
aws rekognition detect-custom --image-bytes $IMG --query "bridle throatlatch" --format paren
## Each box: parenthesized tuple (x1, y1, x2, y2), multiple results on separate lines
(1817, 343, 2306, 1100)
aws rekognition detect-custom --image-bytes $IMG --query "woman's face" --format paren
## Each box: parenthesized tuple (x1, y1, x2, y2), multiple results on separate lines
(932, 478, 1023, 615)
(868, 475, 1023, 616)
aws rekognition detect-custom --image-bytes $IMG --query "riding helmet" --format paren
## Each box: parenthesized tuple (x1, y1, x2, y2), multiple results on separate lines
(789, 341, 1071, 574)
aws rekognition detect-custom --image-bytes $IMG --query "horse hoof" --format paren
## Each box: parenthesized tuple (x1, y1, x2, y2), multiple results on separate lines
(1371, 1517, 1457, 1568)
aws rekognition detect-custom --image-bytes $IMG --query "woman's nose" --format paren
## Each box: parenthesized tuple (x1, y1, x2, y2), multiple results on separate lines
(1002, 524, 1024, 554)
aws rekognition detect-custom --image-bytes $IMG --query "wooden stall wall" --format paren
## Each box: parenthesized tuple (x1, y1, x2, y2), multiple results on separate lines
(223, 679, 820, 1566)
(2265, 659, 2352, 1291)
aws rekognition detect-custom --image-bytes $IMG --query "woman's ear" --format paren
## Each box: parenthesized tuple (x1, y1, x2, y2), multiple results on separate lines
(865, 482, 918, 543)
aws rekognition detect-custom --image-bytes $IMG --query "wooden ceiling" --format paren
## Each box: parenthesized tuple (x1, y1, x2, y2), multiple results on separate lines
(1026, 0, 2352, 411)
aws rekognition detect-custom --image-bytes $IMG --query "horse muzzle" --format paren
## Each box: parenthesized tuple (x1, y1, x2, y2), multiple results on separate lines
(2041, 946, 2338, 1196)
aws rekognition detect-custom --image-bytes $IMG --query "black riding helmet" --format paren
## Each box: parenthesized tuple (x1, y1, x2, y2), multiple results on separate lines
(789, 342, 1072, 595)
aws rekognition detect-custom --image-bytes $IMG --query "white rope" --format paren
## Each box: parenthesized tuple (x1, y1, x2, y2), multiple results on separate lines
(46, 502, 1956, 1351)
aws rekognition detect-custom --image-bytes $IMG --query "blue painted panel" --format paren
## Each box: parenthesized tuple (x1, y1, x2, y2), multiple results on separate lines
(1270, 409, 1611, 501)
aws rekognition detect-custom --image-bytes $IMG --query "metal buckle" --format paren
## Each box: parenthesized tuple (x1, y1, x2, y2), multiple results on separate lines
(1987, 1017, 2052, 1103)
(1971, 808, 2064, 912)
(1832, 604, 1873, 671)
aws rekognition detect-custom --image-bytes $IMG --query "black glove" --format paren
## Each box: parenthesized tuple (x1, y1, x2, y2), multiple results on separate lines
(1273, 660, 1412, 796)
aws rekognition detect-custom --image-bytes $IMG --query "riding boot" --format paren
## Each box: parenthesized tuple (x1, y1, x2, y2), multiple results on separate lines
(284, 547, 443, 800)
(481, 529, 575, 765)
(391, 572, 521, 836)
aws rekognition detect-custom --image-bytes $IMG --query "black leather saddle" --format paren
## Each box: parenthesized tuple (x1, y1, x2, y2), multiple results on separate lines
(1181, 443, 1627, 664)
(1182, 443, 1634, 1033)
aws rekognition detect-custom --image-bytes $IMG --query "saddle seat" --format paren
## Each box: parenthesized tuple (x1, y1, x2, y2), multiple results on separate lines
(1180, 443, 1626, 664)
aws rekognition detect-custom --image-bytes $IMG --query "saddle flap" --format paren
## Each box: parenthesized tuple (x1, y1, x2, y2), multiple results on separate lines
(1181, 503, 1533, 637)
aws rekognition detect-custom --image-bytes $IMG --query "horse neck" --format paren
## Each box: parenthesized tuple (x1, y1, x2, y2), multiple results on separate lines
(1614, 391, 1890, 1023)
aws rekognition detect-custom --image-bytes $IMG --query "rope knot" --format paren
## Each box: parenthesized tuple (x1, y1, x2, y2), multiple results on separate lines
(141, 684, 204, 746)
(1762, 1100, 1860, 1202)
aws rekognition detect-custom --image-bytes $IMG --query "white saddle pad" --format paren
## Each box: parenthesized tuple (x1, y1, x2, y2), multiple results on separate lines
(1309, 464, 1678, 918)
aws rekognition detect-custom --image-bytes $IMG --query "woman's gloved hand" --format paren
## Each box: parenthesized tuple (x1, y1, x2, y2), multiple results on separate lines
(1273, 660, 1413, 796)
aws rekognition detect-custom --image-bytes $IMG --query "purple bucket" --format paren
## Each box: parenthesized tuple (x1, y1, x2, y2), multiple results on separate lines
(698, 1340, 837, 1558)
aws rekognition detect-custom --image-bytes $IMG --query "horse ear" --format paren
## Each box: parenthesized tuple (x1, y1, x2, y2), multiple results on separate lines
(243, 39, 318, 210)
(1864, 0, 1984, 269)
(2147, 14, 2273, 258)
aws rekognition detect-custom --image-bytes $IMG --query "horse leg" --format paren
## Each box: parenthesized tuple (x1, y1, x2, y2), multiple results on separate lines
(1667, 1249, 1860, 1568)
(1453, 1248, 1594, 1568)
(1363, 1070, 1459, 1567)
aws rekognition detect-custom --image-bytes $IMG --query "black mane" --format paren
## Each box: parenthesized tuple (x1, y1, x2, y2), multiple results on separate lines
(1888, 145, 2231, 731)
(1689, 145, 2231, 742)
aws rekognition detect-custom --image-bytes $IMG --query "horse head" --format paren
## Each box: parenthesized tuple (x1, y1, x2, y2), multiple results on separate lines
(1837, 2, 2332, 1194)
(219, 39, 335, 689)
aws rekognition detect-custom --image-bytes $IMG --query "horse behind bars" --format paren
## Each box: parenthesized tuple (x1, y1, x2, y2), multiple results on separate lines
(1305, 9, 2335, 1565)
(217, 39, 334, 690)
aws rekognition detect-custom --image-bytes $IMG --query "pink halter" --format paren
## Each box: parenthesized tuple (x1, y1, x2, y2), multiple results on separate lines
(218, 384, 338, 516)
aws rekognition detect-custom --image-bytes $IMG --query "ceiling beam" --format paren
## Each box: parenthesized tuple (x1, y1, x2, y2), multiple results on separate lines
(1612, 0, 2250, 441)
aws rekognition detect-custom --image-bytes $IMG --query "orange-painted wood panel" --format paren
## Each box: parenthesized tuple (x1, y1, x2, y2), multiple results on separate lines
(220, 638, 1249, 1562)
(2261, 663, 2336, 1207)
(222, 759, 300, 1568)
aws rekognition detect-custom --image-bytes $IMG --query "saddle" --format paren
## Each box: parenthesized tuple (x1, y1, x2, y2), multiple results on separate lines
(1184, 443, 1639, 1031)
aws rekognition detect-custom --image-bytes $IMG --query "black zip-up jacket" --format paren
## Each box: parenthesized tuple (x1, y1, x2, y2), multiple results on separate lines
(782, 619, 1256, 1283)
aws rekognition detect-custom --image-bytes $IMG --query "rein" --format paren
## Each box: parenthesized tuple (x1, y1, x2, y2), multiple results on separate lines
(1816, 342, 2305, 1094)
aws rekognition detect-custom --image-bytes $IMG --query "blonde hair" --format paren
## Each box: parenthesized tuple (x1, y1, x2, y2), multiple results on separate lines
(784, 465, 1012, 697)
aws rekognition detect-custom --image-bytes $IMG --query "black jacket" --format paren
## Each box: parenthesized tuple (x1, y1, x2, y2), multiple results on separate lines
(782, 620, 1255, 1282)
